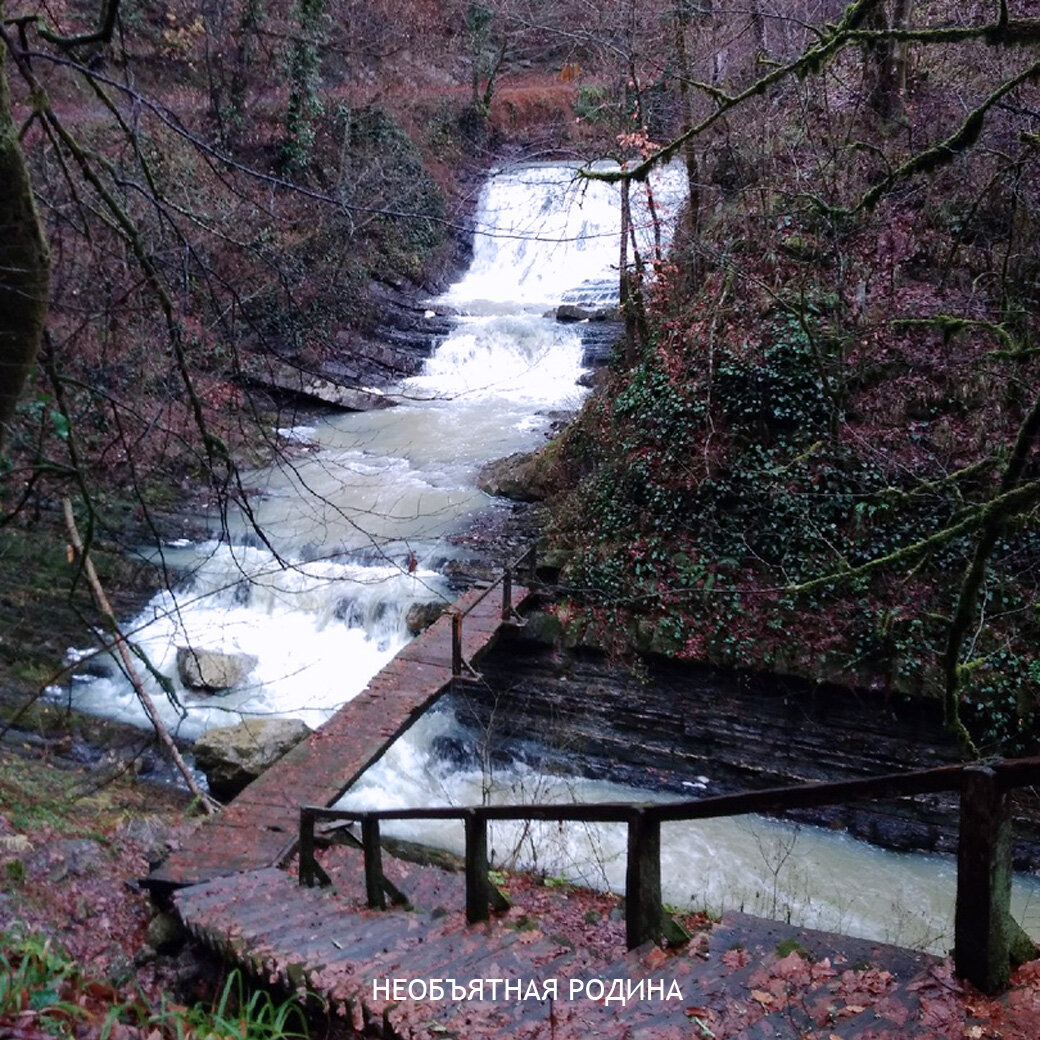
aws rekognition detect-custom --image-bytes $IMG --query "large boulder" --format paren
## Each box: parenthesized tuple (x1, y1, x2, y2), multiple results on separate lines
(477, 451, 547, 502)
(176, 647, 258, 692)
(193, 718, 310, 800)
(405, 600, 448, 635)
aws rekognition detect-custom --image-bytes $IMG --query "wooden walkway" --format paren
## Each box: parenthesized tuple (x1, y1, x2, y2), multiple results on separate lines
(147, 584, 530, 891)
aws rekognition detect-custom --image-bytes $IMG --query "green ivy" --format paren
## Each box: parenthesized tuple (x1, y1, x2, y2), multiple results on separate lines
(714, 314, 832, 433)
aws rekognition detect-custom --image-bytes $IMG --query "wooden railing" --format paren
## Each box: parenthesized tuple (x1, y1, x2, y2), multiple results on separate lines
(450, 545, 536, 679)
(299, 753, 1040, 994)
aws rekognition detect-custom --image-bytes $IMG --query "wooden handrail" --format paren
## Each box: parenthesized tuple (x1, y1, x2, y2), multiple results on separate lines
(299, 754, 1040, 994)
(300, 756, 1040, 829)
(450, 544, 536, 678)
(457, 544, 537, 622)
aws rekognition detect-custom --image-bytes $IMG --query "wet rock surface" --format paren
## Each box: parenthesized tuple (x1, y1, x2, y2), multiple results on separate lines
(450, 628, 1040, 870)
(477, 450, 548, 501)
(192, 717, 310, 800)
(239, 356, 398, 411)
(576, 316, 623, 367)
(405, 599, 449, 634)
(175, 647, 258, 692)
(239, 277, 458, 409)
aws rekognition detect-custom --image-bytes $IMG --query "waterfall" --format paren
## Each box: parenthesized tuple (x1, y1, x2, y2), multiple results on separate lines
(57, 161, 1034, 953)
(58, 163, 655, 740)
(440, 163, 687, 313)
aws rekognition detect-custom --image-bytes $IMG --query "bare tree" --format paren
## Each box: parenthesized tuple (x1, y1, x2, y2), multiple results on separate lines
(571, 0, 1040, 752)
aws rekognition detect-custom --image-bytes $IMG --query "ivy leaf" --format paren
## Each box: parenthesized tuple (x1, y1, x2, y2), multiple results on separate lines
(50, 410, 70, 441)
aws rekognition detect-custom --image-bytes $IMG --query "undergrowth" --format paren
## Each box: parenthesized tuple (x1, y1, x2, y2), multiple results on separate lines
(542, 13, 1040, 752)
(0, 928, 310, 1040)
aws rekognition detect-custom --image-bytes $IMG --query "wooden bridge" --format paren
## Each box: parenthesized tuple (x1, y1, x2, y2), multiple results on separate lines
(147, 554, 1040, 1037)
(164, 752, 1040, 1039)
(147, 561, 534, 892)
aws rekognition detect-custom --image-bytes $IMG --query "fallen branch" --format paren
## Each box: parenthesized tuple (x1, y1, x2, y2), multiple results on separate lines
(61, 496, 219, 814)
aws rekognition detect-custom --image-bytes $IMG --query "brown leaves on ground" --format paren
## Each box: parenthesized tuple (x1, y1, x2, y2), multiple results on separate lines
(0, 749, 200, 1021)
(700, 948, 1040, 1040)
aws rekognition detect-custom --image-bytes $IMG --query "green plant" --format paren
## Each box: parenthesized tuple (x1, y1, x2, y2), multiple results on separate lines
(574, 85, 610, 124)
(282, 0, 328, 170)
(0, 929, 311, 1040)
(0, 930, 88, 1033)
(775, 938, 812, 960)
(174, 971, 310, 1040)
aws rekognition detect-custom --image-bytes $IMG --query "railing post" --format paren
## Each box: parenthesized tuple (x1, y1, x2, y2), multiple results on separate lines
(501, 568, 513, 621)
(956, 766, 1012, 993)
(362, 815, 386, 910)
(626, 807, 663, 949)
(464, 809, 491, 924)
(299, 807, 316, 887)
(452, 612, 463, 677)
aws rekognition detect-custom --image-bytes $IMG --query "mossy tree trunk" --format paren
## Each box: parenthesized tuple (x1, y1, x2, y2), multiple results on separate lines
(863, 0, 913, 120)
(0, 11, 50, 447)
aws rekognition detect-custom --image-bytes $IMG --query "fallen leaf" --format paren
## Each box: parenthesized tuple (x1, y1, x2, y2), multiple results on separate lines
(751, 989, 774, 1007)
(811, 957, 836, 982)
(685, 1006, 713, 1018)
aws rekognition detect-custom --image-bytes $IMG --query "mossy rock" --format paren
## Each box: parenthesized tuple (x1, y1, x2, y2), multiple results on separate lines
(522, 610, 564, 646)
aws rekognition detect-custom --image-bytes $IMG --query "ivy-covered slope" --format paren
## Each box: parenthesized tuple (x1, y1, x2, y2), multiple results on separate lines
(544, 61, 1040, 754)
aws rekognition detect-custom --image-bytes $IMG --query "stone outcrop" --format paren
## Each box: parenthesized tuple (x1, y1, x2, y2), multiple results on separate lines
(238, 279, 458, 408)
(548, 304, 623, 367)
(325, 285, 458, 385)
(176, 647, 258, 692)
(192, 717, 310, 800)
(239, 356, 396, 412)
(477, 451, 548, 502)
(447, 627, 1040, 870)
(366, 278, 456, 357)
(553, 304, 621, 323)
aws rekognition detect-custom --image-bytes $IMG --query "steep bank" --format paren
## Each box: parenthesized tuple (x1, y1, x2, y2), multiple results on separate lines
(535, 38, 1040, 756)
(444, 621, 1040, 869)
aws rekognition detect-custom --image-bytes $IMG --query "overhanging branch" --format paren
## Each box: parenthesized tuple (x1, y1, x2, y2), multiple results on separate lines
(580, 0, 1040, 187)
(36, 0, 119, 50)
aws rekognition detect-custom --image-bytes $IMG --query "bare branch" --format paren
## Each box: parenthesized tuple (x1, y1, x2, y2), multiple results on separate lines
(62, 496, 220, 813)
(36, 0, 119, 51)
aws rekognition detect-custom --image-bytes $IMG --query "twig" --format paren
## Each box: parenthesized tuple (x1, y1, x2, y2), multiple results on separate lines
(61, 497, 219, 813)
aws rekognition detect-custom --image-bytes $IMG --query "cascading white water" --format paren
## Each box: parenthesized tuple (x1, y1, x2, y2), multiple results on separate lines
(339, 709, 1040, 954)
(59, 163, 658, 740)
(56, 160, 1040, 950)
(440, 162, 686, 314)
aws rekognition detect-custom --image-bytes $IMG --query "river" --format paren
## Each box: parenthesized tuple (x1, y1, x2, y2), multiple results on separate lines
(58, 161, 1040, 954)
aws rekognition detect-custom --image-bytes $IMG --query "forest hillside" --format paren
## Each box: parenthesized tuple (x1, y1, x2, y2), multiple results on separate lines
(536, 0, 1040, 757)
(1, 1, 1039, 755)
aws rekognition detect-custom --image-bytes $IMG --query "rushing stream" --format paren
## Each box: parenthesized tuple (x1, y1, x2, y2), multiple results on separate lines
(60, 162, 1040, 952)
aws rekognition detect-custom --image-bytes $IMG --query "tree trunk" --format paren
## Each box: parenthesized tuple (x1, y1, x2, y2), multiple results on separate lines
(889, 0, 912, 107)
(751, 0, 767, 59)
(673, 5, 699, 241)
(864, 0, 913, 120)
(0, 16, 51, 446)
